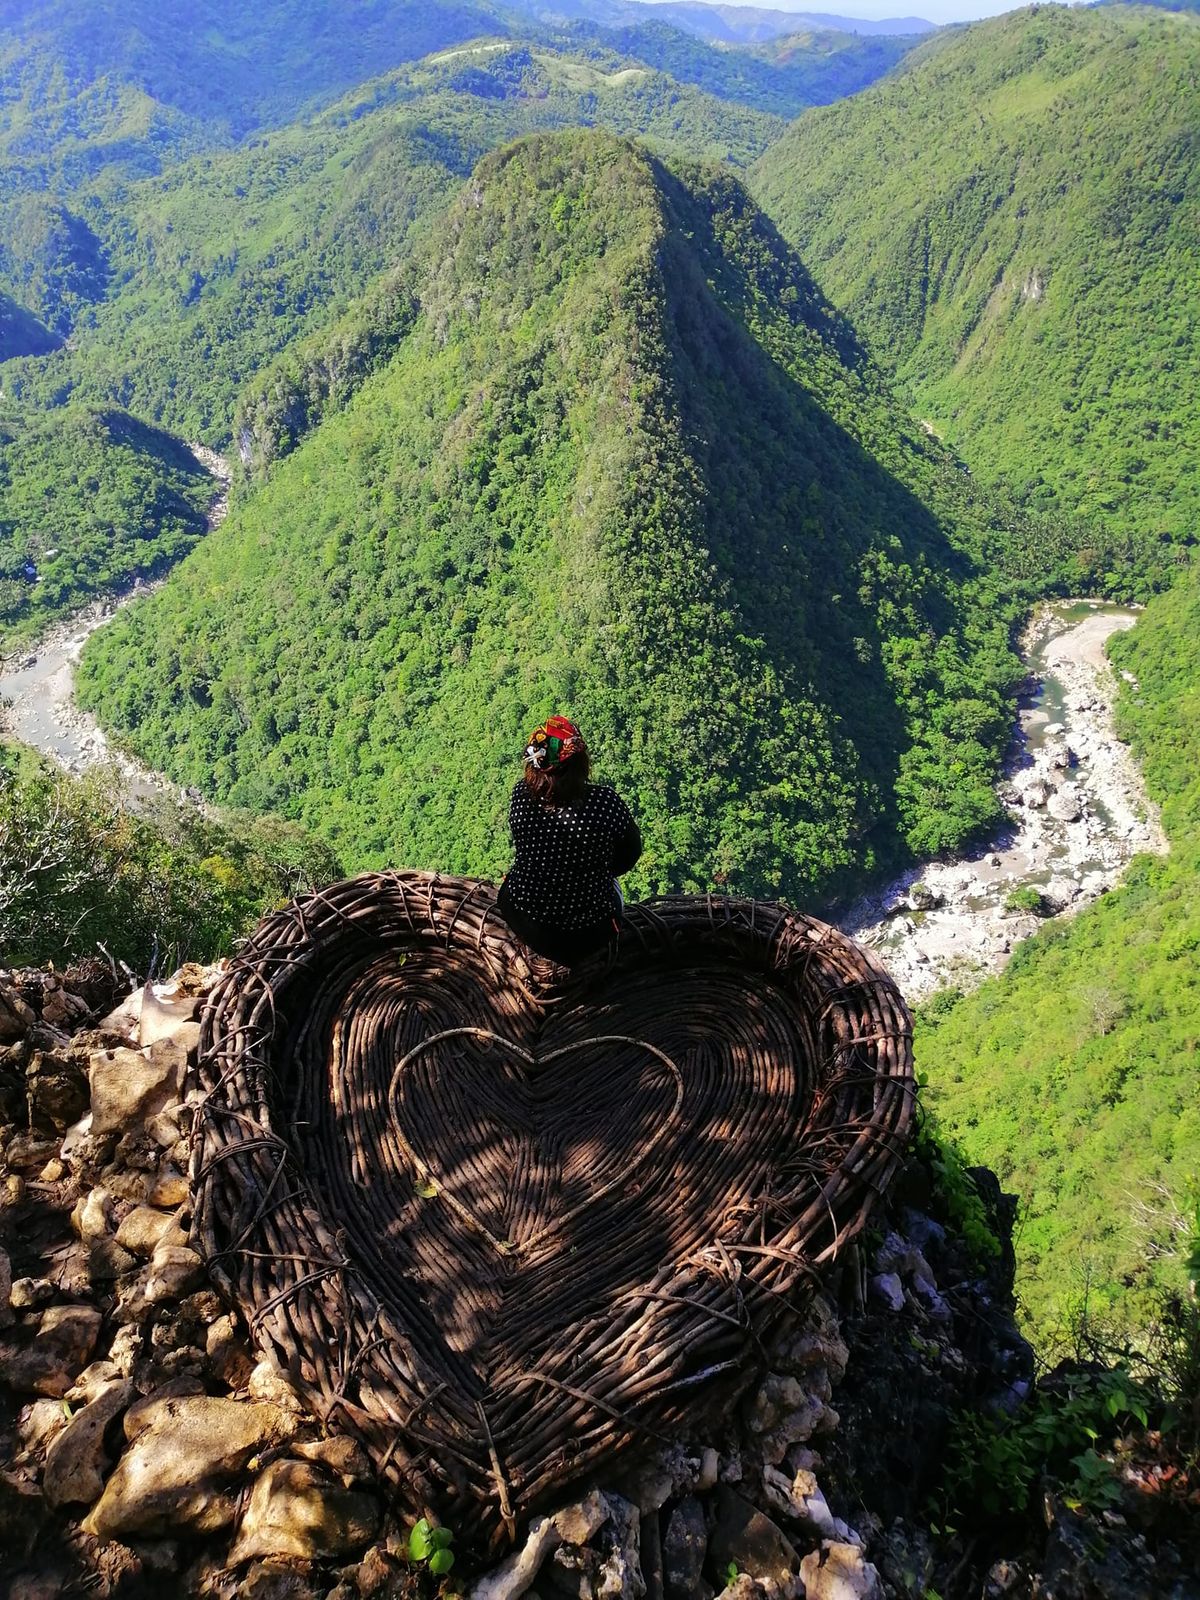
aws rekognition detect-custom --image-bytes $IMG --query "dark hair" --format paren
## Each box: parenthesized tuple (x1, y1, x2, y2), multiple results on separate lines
(523, 747, 590, 807)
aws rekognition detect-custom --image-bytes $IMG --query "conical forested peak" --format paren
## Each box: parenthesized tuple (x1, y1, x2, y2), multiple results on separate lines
(79, 128, 1029, 903)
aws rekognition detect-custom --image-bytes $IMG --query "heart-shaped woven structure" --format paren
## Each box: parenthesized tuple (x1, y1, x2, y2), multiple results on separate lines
(191, 872, 913, 1553)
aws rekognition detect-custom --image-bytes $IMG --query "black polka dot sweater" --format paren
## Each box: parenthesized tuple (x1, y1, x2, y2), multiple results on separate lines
(501, 781, 639, 932)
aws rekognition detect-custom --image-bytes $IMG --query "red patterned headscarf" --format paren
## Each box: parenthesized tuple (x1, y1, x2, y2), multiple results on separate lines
(524, 715, 585, 770)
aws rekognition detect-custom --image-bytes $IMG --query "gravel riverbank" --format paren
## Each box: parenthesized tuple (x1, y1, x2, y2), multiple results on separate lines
(844, 600, 1168, 1002)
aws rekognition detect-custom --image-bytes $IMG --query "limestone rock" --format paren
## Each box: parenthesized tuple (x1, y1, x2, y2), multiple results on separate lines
(206, 1312, 255, 1388)
(246, 1355, 307, 1414)
(71, 1186, 114, 1242)
(0, 984, 36, 1042)
(237, 1559, 328, 1600)
(663, 1495, 708, 1600)
(799, 1541, 882, 1600)
(82, 1395, 297, 1539)
(0, 1245, 11, 1329)
(748, 1371, 839, 1464)
(713, 1579, 759, 1600)
(292, 1434, 373, 1482)
(471, 1516, 561, 1600)
(9, 1277, 54, 1310)
(228, 1458, 379, 1564)
(89, 1043, 185, 1137)
(762, 1467, 858, 1546)
(143, 1244, 204, 1303)
(26, 1049, 88, 1131)
(87, 1236, 138, 1285)
(40, 986, 89, 1030)
(553, 1489, 609, 1547)
(0, 1303, 102, 1396)
(148, 1167, 189, 1208)
(18, 1397, 70, 1457)
(1047, 785, 1083, 823)
(594, 1491, 643, 1600)
(66, 1360, 124, 1404)
(43, 1378, 133, 1508)
(709, 1487, 798, 1590)
(870, 1273, 905, 1312)
(115, 1205, 186, 1257)
(471, 1492, 608, 1600)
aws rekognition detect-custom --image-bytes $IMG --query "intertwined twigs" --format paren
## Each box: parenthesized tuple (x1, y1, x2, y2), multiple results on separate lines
(191, 872, 913, 1552)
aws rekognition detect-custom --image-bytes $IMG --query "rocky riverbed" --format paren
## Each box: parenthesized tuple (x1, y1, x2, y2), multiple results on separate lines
(0, 446, 229, 809)
(844, 601, 1168, 1003)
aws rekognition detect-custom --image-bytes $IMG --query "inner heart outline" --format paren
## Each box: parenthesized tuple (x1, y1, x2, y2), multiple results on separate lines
(387, 1025, 685, 1257)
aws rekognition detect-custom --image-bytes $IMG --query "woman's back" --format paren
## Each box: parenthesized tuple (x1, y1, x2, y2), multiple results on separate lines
(504, 781, 633, 932)
(496, 714, 641, 964)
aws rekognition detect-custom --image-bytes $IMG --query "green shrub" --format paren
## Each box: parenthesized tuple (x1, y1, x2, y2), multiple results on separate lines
(0, 744, 340, 972)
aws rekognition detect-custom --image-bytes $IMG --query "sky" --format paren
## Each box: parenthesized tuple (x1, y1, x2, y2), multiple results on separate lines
(643, 0, 1069, 25)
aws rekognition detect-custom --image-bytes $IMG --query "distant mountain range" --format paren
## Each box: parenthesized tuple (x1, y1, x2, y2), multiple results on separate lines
(506, 0, 935, 42)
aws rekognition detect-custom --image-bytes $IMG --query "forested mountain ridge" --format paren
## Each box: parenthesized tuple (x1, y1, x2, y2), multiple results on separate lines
(77, 130, 1030, 900)
(0, 39, 793, 445)
(0, 408, 212, 641)
(751, 4, 1200, 591)
(0, 0, 512, 142)
(917, 563, 1200, 1344)
(508, 1, 934, 43)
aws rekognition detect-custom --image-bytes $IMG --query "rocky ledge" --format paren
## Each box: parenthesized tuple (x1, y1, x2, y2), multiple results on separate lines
(1, 965, 1195, 1600)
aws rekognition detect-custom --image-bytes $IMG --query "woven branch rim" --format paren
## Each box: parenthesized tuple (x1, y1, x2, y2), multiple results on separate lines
(190, 871, 914, 1552)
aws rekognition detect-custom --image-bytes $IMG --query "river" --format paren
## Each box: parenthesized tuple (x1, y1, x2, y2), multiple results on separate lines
(1, 587, 1167, 1001)
(0, 444, 229, 810)
(844, 599, 1168, 1001)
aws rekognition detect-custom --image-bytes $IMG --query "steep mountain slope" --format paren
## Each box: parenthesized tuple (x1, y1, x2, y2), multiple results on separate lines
(2, 42, 784, 442)
(917, 570, 1200, 1346)
(0, 408, 212, 642)
(751, 5, 1200, 586)
(79, 130, 1026, 898)
(0, 290, 57, 360)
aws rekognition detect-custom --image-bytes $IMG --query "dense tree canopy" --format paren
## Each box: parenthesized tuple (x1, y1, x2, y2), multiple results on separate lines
(0, 407, 212, 642)
(751, 4, 1200, 591)
(77, 131, 1033, 901)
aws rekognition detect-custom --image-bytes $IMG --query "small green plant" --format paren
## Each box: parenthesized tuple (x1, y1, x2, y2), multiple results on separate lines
(408, 1518, 455, 1577)
(912, 1117, 1002, 1265)
(931, 1366, 1152, 1529)
(724, 1561, 740, 1587)
(1004, 884, 1048, 916)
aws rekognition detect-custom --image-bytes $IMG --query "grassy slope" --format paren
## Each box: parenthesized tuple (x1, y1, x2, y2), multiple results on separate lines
(916, 572, 1200, 1347)
(750, 5, 1200, 587)
(77, 130, 1027, 900)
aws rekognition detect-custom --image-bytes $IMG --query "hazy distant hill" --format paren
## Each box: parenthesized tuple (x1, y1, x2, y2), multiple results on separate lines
(2, 41, 785, 441)
(0, 0, 513, 144)
(510, 0, 933, 42)
(78, 130, 1028, 898)
(752, 4, 1200, 590)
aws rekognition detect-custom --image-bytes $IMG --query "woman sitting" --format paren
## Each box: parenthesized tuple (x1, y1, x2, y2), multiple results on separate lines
(497, 715, 642, 965)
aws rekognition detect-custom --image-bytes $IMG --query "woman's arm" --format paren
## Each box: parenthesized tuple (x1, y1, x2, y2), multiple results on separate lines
(611, 819, 642, 876)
